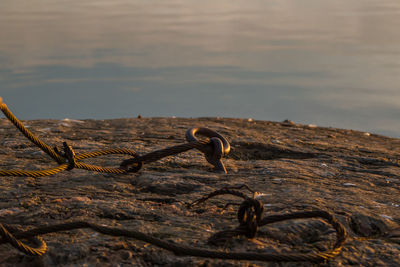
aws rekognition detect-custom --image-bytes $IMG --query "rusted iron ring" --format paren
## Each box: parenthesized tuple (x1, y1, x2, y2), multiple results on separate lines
(186, 127, 230, 155)
(186, 127, 231, 155)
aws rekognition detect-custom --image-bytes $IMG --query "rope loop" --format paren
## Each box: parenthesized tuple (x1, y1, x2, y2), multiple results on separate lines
(0, 223, 47, 256)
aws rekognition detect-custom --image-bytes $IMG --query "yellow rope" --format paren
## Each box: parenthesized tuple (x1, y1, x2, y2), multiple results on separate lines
(0, 99, 138, 177)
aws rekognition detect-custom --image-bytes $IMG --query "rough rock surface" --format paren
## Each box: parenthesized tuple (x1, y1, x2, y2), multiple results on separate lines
(0, 117, 399, 266)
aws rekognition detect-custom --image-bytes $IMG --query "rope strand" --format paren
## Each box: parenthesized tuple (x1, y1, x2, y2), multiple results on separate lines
(0, 100, 229, 177)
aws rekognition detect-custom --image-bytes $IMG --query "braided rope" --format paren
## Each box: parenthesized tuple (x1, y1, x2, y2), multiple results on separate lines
(0, 224, 47, 256)
(0, 101, 65, 163)
(0, 100, 228, 177)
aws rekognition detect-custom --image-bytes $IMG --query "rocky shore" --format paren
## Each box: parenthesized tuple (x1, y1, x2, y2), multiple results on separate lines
(0, 117, 399, 266)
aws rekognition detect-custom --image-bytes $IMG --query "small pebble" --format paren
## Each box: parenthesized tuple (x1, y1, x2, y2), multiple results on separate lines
(70, 196, 91, 202)
(380, 214, 393, 220)
(254, 193, 269, 199)
(0, 208, 23, 216)
(343, 183, 356, 187)
(62, 118, 85, 124)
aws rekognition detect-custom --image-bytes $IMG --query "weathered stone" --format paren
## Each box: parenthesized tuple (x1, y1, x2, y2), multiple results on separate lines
(350, 213, 388, 237)
(0, 117, 399, 266)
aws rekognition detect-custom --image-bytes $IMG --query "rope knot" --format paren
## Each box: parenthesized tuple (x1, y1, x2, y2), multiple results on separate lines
(119, 155, 143, 173)
(62, 142, 77, 170)
(204, 137, 224, 171)
(237, 198, 264, 238)
(185, 127, 230, 173)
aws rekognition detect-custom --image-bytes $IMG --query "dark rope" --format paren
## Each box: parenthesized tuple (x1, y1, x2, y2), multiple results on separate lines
(190, 186, 347, 262)
(0, 210, 344, 262)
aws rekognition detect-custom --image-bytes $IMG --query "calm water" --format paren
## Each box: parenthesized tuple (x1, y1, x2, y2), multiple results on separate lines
(1, 0, 399, 137)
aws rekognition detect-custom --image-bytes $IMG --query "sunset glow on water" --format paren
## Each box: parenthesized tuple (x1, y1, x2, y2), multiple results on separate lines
(1, 0, 399, 137)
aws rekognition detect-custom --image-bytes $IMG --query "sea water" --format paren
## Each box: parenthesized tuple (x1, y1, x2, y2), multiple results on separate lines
(0, 0, 399, 137)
